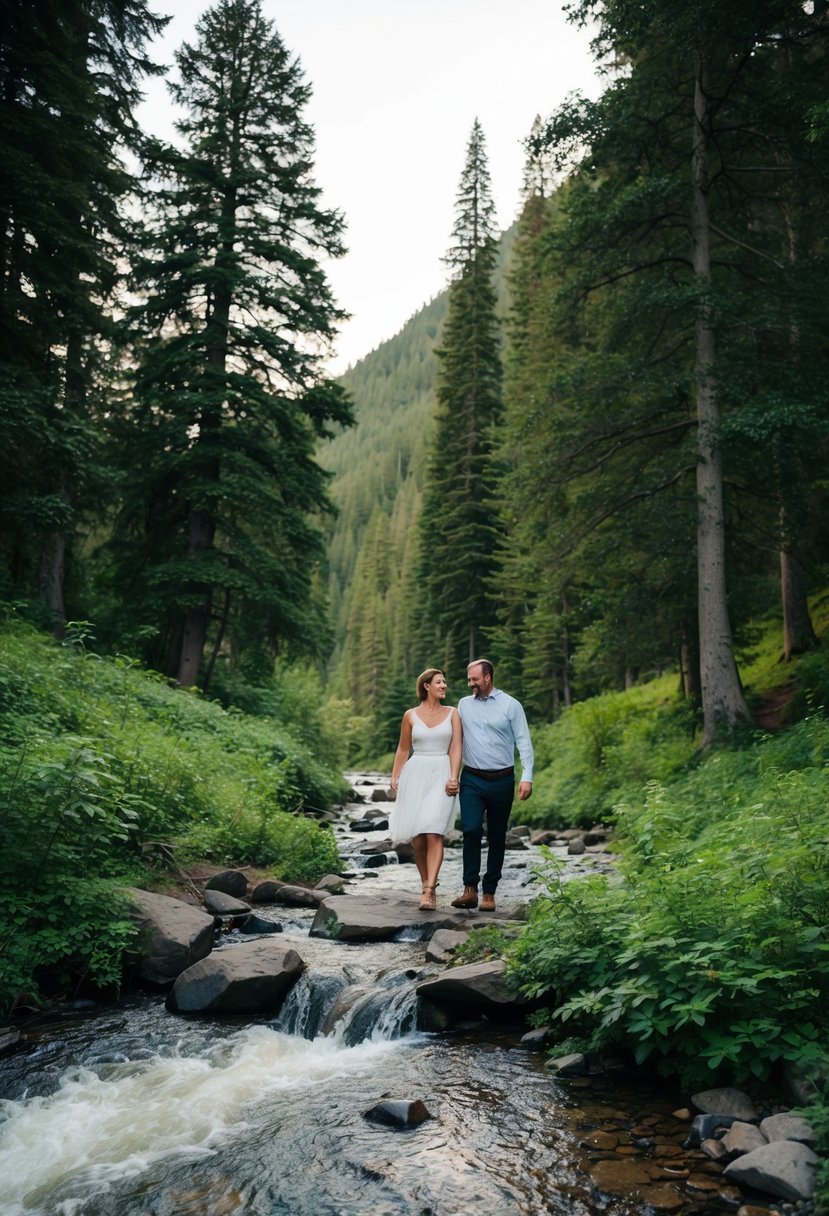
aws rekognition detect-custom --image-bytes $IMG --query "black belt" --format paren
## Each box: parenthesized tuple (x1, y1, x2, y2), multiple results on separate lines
(463, 766, 514, 781)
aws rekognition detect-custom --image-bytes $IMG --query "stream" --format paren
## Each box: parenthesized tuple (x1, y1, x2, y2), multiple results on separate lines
(0, 774, 748, 1216)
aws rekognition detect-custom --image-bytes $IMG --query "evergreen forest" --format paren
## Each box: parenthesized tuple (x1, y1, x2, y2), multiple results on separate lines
(2, 0, 829, 1192)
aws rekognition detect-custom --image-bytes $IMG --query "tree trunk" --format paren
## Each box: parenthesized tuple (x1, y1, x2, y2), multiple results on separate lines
(38, 532, 66, 638)
(780, 541, 818, 662)
(203, 587, 231, 692)
(679, 620, 699, 699)
(691, 54, 750, 745)
(176, 507, 215, 687)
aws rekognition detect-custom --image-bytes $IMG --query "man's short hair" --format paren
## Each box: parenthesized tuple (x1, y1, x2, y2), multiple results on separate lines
(468, 657, 494, 679)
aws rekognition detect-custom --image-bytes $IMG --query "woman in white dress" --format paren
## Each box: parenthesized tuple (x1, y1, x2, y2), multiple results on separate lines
(390, 667, 462, 910)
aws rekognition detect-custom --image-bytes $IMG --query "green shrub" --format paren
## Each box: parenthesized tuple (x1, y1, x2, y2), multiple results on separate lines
(0, 619, 347, 1011)
(527, 681, 698, 827)
(512, 714, 829, 1087)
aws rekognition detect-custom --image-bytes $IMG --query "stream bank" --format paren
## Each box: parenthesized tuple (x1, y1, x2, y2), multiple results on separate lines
(0, 772, 815, 1215)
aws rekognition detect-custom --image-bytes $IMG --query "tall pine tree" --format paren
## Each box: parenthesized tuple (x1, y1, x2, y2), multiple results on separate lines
(417, 119, 503, 674)
(0, 0, 166, 629)
(114, 0, 351, 685)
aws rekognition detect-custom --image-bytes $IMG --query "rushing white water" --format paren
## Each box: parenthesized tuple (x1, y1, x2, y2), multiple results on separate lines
(0, 1026, 410, 1216)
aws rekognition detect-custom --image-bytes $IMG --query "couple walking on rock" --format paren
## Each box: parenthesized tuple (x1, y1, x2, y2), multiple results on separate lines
(389, 659, 534, 912)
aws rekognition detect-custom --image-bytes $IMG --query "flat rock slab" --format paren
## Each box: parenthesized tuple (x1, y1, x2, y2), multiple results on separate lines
(416, 958, 529, 1013)
(724, 1140, 818, 1201)
(126, 888, 215, 985)
(310, 893, 517, 942)
(760, 1113, 816, 1145)
(168, 940, 305, 1014)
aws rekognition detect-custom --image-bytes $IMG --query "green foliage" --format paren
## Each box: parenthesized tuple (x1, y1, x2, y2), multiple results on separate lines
(512, 714, 829, 1087)
(0, 618, 346, 1011)
(528, 679, 698, 826)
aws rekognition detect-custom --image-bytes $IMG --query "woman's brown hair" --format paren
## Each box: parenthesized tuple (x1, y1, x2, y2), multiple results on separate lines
(416, 667, 445, 701)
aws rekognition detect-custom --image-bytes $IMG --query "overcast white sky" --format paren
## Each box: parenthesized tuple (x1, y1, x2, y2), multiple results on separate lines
(137, 1, 600, 373)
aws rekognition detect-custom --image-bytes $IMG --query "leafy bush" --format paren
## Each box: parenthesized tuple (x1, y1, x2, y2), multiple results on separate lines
(0, 619, 347, 1011)
(512, 714, 829, 1087)
(528, 680, 698, 827)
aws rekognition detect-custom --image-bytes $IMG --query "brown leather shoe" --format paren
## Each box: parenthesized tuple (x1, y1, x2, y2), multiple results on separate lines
(479, 893, 496, 912)
(450, 885, 479, 909)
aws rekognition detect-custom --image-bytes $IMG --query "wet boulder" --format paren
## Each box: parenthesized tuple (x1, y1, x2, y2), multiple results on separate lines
(168, 940, 305, 1014)
(425, 929, 469, 963)
(545, 1052, 589, 1077)
(723, 1140, 818, 1202)
(126, 888, 215, 985)
(721, 1122, 768, 1156)
(203, 890, 251, 918)
(415, 959, 530, 1018)
(314, 874, 345, 894)
(363, 1099, 432, 1127)
(238, 914, 283, 935)
(760, 1113, 816, 1146)
(271, 884, 325, 907)
(249, 880, 285, 904)
(310, 893, 500, 942)
(205, 870, 248, 898)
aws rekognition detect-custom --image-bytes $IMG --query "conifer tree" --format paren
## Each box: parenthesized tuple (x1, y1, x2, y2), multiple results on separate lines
(116, 0, 351, 684)
(417, 119, 503, 674)
(0, 0, 166, 628)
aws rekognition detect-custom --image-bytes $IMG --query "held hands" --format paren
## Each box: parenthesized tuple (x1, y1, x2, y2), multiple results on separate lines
(517, 780, 533, 801)
(445, 776, 459, 796)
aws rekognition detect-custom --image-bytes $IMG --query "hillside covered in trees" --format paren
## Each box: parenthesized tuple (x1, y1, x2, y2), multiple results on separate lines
(324, 0, 829, 762)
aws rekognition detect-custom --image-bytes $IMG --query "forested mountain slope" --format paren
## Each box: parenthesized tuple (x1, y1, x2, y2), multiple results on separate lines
(321, 226, 516, 742)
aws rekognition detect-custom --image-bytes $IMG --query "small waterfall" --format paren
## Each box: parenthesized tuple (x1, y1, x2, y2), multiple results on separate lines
(271, 972, 347, 1040)
(329, 970, 422, 1046)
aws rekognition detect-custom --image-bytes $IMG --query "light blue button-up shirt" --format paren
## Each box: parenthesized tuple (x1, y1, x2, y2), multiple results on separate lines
(458, 687, 534, 781)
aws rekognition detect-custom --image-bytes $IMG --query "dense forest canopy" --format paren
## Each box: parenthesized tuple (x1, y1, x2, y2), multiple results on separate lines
(0, 0, 827, 751)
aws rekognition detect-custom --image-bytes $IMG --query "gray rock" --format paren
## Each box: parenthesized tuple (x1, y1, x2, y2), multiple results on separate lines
(351, 817, 389, 832)
(361, 853, 395, 868)
(567, 837, 586, 855)
(168, 941, 305, 1014)
(510, 825, 531, 838)
(371, 788, 392, 802)
(691, 1087, 759, 1122)
(204, 869, 248, 898)
(520, 1026, 555, 1049)
(723, 1140, 818, 1201)
(583, 828, 611, 846)
(529, 830, 557, 846)
(363, 1099, 431, 1127)
(722, 1121, 768, 1156)
(701, 1137, 729, 1162)
(425, 929, 469, 963)
(544, 1052, 588, 1077)
(760, 1113, 817, 1146)
(393, 842, 415, 863)
(415, 959, 529, 1015)
(314, 874, 345, 894)
(249, 880, 285, 904)
(504, 833, 529, 850)
(310, 893, 513, 943)
(271, 884, 325, 907)
(126, 888, 215, 985)
(203, 890, 251, 917)
(238, 914, 283, 935)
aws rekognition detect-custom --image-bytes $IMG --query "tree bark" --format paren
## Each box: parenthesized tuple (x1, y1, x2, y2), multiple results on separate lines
(780, 541, 818, 662)
(691, 53, 750, 744)
(38, 532, 66, 638)
(176, 507, 216, 687)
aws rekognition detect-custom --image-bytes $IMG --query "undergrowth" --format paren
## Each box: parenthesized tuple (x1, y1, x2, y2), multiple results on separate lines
(0, 617, 345, 1012)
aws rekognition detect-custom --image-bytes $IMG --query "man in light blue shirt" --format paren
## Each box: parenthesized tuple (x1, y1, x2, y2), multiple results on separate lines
(450, 658, 533, 912)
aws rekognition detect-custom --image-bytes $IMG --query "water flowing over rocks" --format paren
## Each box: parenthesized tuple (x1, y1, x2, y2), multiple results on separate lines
(167, 940, 305, 1014)
(126, 887, 215, 984)
(4, 772, 823, 1216)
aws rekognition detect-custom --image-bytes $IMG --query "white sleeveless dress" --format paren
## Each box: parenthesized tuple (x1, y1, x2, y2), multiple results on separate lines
(390, 709, 457, 844)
